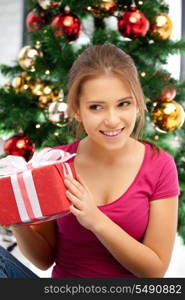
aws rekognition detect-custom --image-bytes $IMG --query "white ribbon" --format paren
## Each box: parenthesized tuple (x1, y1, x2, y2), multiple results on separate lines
(0, 147, 76, 176)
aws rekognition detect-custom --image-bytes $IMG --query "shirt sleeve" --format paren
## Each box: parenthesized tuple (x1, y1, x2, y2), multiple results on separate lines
(53, 140, 79, 154)
(150, 153, 180, 201)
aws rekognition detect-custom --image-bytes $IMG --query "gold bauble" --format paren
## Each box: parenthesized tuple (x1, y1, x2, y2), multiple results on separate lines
(32, 81, 53, 96)
(151, 13, 173, 40)
(89, 0, 117, 18)
(38, 88, 59, 110)
(31, 79, 62, 109)
(18, 45, 43, 71)
(38, 92, 58, 109)
(11, 73, 33, 92)
(152, 101, 185, 133)
(37, 95, 52, 109)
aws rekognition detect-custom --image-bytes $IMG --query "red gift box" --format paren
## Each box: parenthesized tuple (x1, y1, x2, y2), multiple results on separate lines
(0, 148, 76, 226)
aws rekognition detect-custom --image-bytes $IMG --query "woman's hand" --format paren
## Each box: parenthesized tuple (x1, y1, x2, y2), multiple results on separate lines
(64, 174, 104, 231)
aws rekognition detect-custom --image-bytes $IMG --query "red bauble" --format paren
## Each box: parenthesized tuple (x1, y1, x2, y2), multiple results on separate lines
(161, 86, 176, 102)
(51, 12, 82, 41)
(118, 6, 150, 39)
(4, 133, 35, 161)
(26, 9, 47, 31)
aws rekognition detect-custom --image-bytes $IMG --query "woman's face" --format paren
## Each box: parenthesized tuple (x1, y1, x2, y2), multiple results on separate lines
(75, 75, 138, 150)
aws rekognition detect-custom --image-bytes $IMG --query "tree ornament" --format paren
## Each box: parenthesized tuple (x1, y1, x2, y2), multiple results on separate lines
(152, 101, 185, 133)
(18, 46, 43, 71)
(26, 9, 47, 31)
(89, 0, 118, 19)
(38, 93, 58, 109)
(32, 81, 52, 97)
(11, 73, 34, 93)
(51, 7, 82, 41)
(31, 80, 63, 110)
(161, 86, 176, 102)
(151, 13, 173, 40)
(32, 83, 58, 110)
(4, 133, 35, 161)
(38, 0, 59, 10)
(48, 100, 68, 126)
(32, 82, 55, 108)
(118, 3, 149, 39)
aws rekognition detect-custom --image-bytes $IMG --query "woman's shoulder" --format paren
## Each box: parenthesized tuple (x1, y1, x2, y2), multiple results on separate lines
(140, 139, 176, 167)
(140, 139, 179, 199)
(140, 140, 180, 200)
(53, 139, 80, 154)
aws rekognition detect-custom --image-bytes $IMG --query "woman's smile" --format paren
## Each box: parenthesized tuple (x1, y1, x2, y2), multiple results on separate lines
(99, 127, 125, 139)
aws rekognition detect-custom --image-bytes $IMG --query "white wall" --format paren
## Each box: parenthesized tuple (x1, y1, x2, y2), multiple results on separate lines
(165, 0, 182, 79)
(0, 0, 23, 85)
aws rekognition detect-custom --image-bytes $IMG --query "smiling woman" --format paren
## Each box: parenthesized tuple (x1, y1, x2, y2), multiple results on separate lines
(67, 44, 146, 142)
(1, 43, 180, 279)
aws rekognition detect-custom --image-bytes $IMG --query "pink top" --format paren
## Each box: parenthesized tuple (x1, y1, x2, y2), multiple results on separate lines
(51, 139, 180, 278)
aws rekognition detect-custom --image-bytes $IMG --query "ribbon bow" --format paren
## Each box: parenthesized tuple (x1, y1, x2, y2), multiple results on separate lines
(0, 148, 76, 177)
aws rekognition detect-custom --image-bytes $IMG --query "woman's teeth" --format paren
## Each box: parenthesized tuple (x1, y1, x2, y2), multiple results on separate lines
(100, 128, 123, 136)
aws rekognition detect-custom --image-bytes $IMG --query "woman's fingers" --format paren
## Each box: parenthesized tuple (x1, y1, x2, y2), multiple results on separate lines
(65, 176, 84, 192)
(64, 178, 83, 198)
(69, 204, 82, 216)
(66, 190, 82, 209)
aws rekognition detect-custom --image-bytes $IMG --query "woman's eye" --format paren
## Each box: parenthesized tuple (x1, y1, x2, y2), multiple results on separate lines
(119, 101, 130, 107)
(89, 101, 131, 110)
(89, 105, 102, 110)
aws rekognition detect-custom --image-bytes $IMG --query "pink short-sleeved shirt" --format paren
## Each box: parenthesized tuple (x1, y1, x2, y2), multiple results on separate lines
(51, 139, 180, 278)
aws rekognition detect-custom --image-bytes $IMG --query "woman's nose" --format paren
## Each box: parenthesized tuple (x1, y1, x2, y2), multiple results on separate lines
(104, 109, 121, 128)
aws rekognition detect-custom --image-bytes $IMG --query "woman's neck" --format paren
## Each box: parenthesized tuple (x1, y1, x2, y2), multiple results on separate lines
(78, 136, 138, 166)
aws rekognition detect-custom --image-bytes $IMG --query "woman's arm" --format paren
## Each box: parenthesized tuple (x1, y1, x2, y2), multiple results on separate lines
(91, 196, 178, 278)
(11, 220, 57, 270)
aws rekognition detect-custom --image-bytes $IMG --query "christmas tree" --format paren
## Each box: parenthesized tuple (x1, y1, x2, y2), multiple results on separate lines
(0, 0, 185, 241)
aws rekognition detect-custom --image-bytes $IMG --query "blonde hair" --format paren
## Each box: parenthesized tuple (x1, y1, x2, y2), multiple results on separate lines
(67, 43, 147, 140)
